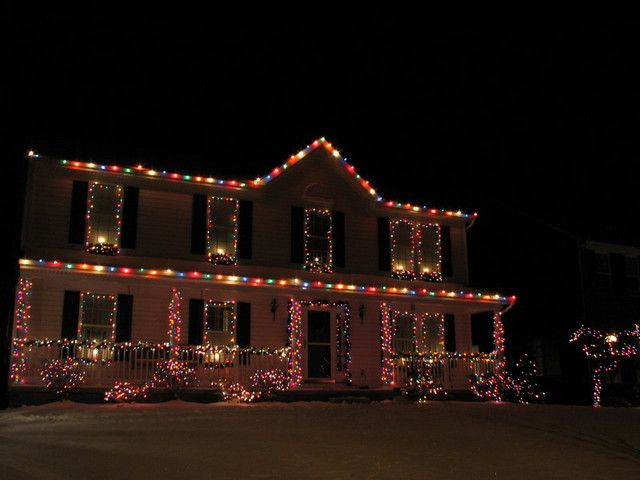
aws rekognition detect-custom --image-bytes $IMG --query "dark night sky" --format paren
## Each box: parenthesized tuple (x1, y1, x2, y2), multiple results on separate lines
(5, 7, 640, 281)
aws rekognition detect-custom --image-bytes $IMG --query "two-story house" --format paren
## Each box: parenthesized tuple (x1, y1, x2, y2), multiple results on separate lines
(9, 138, 514, 398)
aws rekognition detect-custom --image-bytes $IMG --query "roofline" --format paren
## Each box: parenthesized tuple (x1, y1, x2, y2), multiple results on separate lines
(27, 138, 479, 221)
(19, 258, 515, 306)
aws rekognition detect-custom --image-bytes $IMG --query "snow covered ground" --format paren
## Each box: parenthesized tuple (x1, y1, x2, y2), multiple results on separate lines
(1, 399, 639, 479)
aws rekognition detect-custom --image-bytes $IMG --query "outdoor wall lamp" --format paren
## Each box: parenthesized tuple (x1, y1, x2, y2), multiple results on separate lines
(359, 304, 365, 324)
(270, 298, 278, 320)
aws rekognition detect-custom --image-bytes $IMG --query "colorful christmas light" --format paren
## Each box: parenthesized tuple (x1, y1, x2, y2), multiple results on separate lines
(390, 220, 442, 282)
(19, 258, 515, 304)
(85, 182, 123, 256)
(380, 303, 395, 384)
(287, 300, 352, 386)
(570, 324, 640, 406)
(104, 380, 148, 403)
(303, 208, 333, 273)
(41, 358, 86, 398)
(57, 138, 477, 219)
(168, 288, 183, 348)
(207, 196, 239, 265)
(10, 278, 32, 384)
(150, 359, 198, 398)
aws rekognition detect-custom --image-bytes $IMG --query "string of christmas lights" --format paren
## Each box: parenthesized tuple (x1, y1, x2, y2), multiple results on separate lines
(10, 278, 32, 384)
(85, 182, 123, 256)
(286, 300, 352, 386)
(570, 324, 640, 406)
(20, 259, 515, 304)
(303, 208, 333, 273)
(57, 137, 477, 220)
(168, 288, 183, 348)
(104, 381, 148, 403)
(207, 196, 239, 265)
(78, 293, 117, 343)
(390, 220, 442, 282)
(41, 358, 86, 397)
(380, 303, 395, 384)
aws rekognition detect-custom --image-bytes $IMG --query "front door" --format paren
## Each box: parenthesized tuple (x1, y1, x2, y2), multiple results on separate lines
(306, 310, 332, 379)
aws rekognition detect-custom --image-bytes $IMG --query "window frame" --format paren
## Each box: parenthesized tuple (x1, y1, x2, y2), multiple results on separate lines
(390, 219, 443, 282)
(85, 182, 124, 255)
(303, 207, 333, 273)
(207, 196, 239, 265)
(204, 300, 236, 345)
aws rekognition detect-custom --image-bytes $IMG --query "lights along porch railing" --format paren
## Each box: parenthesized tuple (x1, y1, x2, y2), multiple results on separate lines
(11, 340, 289, 389)
(393, 354, 499, 390)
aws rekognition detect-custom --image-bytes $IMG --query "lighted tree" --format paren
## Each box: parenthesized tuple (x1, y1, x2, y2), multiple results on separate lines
(401, 362, 446, 403)
(150, 359, 198, 399)
(570, 325, 640, 406)
(41, 359, 86, 399)
(470, 354, 545, 404)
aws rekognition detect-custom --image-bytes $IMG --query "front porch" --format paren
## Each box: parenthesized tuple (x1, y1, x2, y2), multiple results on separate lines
(10, 339, 500, 394)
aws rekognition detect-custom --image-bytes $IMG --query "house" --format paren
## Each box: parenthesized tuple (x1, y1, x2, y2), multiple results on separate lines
(9, 138, 514, 398)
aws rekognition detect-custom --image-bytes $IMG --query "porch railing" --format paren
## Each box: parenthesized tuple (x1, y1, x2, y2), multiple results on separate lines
(11, 340, 289, 389)
(393, 354, 499, 390)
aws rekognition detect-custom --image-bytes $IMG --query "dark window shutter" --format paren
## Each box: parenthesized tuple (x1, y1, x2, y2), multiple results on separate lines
(120, 187, 139, 249)
(61, 290, 81, 339)
(291, 206, 304, 264)
(444, 314, 456, 352)
(188, 299, 205, 345)
(237, 200, 253, 259)
(609, 253, 626, 294)
(440, 225, 453, 277)
(191, 194, 207, 255)
(377, 217, 391, 271)
(471, 312, 494, 353)
(332, 210, 345, 268)
(236, 302, 251, 347)
(68, 181, 88, 244)
(115, 294, 133, 342)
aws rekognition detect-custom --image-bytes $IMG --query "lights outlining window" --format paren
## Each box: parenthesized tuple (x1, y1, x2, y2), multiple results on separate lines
(204, 301, 236, 346)
(207, 197, 239, 265)
(390, 220, 442, 282)
(304, 208, 333, 273)
(85, 183, 123, 255)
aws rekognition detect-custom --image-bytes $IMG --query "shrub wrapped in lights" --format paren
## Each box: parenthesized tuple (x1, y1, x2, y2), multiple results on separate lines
(401, 370, 446, 403)
(150, 359, 198, 398)
(470, 354, 545, 404)
(41, 358, 86, 399)
(104, 381, 148, 403)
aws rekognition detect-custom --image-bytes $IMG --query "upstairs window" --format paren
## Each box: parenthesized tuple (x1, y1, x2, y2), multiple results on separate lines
(304, 208, 333, 273)
(390, 220, 442, 281)
(204, 301, 236, 346)
(79, 293, 116, 342)
(207, 197, 239, 265)
(86, 183, 123, 255)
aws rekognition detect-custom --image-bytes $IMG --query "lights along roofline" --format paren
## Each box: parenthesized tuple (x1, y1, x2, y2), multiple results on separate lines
(39, 138, 478, 220)
(19, 258, 515, 305)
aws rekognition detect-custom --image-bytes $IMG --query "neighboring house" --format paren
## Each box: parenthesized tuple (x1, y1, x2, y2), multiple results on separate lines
(9, 138, 514, 397)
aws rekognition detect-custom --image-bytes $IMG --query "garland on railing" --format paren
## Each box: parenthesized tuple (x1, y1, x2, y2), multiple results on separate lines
(10, 278, 32, 384)
(393, 352, 499, 361)
(14, 339, 290, 359)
